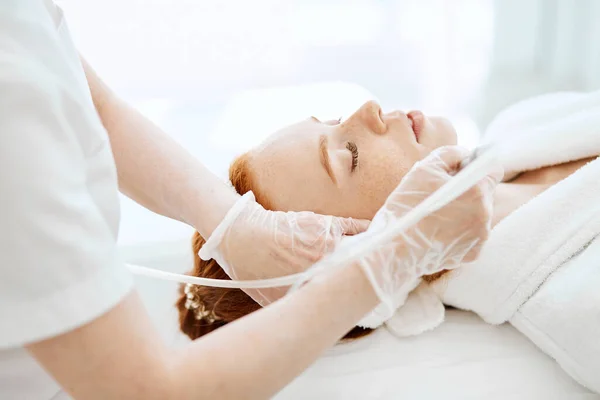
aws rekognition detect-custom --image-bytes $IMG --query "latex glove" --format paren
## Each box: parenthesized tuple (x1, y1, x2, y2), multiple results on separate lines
(199, 193, 369, 306)
(351, 145, 503, 324)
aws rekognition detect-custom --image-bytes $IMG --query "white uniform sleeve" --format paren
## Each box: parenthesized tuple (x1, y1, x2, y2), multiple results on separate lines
(0, 5, 133, 349)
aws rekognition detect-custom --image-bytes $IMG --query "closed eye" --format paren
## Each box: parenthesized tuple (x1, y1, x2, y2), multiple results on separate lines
(346, 141, 359, 172)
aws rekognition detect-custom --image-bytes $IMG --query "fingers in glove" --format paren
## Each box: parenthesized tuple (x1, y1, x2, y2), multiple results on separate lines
(462, 238, 483, 263)
(457, 163, 503, 222)
(320, 217, 370, 254)
(479, 163, 504, 193)
(452, 166, 503, 263)
(335, 217, 370, 236)
(425, 145, 471, 174)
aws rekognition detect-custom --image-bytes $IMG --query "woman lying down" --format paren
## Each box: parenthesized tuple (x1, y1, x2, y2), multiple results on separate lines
(176, 90, 600, 392)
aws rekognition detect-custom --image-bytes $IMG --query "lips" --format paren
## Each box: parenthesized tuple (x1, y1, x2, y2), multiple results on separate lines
(407, 110, 425, 142)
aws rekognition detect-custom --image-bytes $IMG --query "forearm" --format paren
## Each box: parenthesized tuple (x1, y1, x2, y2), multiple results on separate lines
(29, 262, 378, 400)
(81, 58, 235, 238)
(173, 262, 378, 399)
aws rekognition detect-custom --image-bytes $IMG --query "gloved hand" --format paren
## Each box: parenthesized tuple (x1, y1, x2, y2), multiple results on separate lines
(349, 146, 503, 325)
(199, 194, 369, 306)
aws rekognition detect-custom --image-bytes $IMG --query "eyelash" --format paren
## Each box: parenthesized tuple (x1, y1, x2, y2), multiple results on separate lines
(346, 141, 359, 172)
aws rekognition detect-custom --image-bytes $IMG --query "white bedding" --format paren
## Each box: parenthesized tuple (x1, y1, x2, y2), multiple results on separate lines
(276, 310, 598, 400)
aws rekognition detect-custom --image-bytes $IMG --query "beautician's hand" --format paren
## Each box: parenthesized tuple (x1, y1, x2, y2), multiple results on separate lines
(351, 146, 503, 320)
(199, 195, 369, 305)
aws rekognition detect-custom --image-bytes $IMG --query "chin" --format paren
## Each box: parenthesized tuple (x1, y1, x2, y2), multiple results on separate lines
(421, 117, 457, 148)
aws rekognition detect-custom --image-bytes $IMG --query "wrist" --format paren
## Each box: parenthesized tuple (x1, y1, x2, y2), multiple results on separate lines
(307, 261, 380, 322)
(197, 192, 255, 261)
(186, 182, 240, 240)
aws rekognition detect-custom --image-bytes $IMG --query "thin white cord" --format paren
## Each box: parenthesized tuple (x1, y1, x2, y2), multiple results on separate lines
(126, 263, 307, 288)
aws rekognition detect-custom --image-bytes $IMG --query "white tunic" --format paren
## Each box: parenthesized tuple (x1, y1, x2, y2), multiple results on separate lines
(0, 1, 133, 398)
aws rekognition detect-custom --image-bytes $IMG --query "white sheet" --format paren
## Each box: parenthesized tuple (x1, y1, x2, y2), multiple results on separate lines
(276, 310, 598, 400)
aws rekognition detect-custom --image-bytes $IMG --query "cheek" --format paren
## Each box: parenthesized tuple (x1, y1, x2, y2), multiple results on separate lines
(267, 174, 334, 214)
(421, 117, 457, 149)
(354, 152, 412, 219)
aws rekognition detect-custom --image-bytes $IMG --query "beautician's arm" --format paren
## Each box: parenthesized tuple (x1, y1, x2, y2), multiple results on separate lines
(29, 261, 379, 400)
(80, 57, 235, 239)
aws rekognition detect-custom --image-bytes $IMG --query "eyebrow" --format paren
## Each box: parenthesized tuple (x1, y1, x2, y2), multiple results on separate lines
(319, 134, 337, 184)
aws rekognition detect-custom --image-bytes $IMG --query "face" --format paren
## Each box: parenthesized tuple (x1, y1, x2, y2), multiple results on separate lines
(249, 100, 457, 219)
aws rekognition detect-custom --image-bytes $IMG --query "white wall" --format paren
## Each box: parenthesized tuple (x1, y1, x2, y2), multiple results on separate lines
(475, 0, 600, 128)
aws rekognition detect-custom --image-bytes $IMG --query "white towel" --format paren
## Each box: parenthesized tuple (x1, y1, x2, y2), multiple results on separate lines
(510, 236, 600, 393)
(482, 90, 600, 181)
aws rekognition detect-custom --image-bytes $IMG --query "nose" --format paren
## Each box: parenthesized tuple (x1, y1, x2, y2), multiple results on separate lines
(344, 100, 387, 134)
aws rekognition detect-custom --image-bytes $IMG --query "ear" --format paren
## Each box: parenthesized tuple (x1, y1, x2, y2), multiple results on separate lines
(384, 283, 445, 337)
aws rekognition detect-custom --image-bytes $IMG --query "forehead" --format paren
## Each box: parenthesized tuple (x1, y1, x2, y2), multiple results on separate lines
(252, 119, 324, 173)
(255, 119, 318, 152)
(249, 120, 333, 212)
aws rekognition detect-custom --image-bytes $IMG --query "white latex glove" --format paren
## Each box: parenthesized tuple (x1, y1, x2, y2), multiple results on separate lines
(199, 193, 369, 306)
(351, 146, 503, 326)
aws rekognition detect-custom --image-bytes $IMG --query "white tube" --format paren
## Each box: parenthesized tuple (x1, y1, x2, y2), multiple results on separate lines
(126, 263, 307, 288)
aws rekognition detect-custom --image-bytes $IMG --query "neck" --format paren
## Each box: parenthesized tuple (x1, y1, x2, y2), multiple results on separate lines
(492, 157, 596, 226)
(509, 157, 595, 185)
